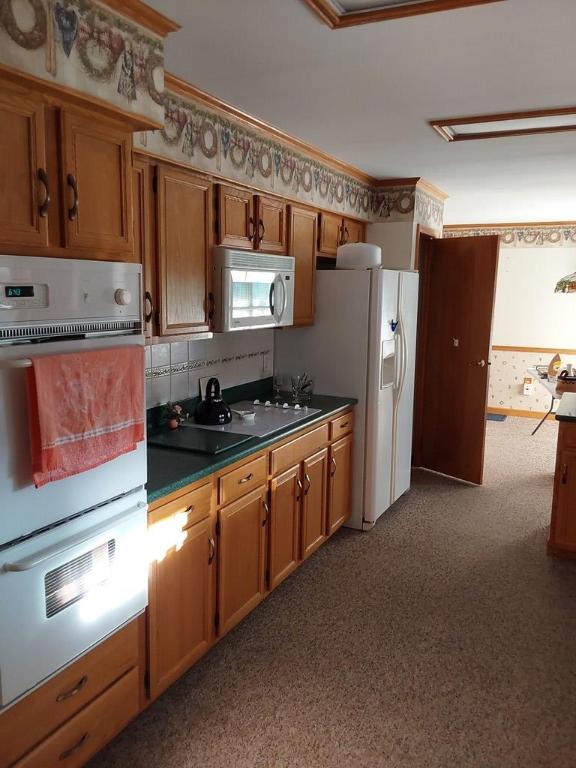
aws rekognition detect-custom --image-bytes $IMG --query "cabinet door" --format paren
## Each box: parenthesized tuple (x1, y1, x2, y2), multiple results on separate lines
(218, 486, 268, 636)
(301, 448, 328, 559)
(269, 465, 301, 590)
(132, 159, 156, 338)
(148, 516, 215, 699)
(255, 195, 287, 254)
(328, 434, 353, 536)
(157, 165, 212, 335)
(552, 450, 576, 550)
(343, 218, 364, 245)
(217, 184, 254, 249)
(0, 89, 49, 248)
(318, 212, 343, 256)
(289, 205, 317, 326)
(60, 109, 133, 255)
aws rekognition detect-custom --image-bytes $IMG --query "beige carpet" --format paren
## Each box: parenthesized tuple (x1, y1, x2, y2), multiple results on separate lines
(90, 418, 576, 768)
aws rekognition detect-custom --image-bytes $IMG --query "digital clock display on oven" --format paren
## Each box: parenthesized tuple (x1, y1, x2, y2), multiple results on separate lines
(5, 286, 34, 298)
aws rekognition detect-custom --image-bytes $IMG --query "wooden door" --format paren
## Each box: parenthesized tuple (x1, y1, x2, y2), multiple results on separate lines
(148, 516, 215, 699)
(218, 486, 268, 636)
(301, 448, 328, 559)
(157, 165, 212, 335)
(550, 449, 576, 552)
(132, 158, 156, 338)
(255, 195, 287, 254)
(318, 212, 343, 256)
(327, 434, 353, 535)
(415, 235, 499, 484)
(289, 205, 317, 326)
(343, 218, 364, 245)
(60, 109, 133, 256)
(217, 184, 254, 249)
(0, 89, 49, 248)
(269, 465, 301, 590)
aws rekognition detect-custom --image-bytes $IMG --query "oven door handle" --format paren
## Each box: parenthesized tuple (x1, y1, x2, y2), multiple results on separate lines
(2, 502, 147, 573)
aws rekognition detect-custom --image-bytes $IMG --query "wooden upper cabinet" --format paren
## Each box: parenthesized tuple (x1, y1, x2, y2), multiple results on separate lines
(148, 515, 215, 699)
(328, 433, 353, 536)
(0, 90, 49, 248)
(218, 485, 268, 637)
(289, 205, 317, 326)
(301, 448, 328, 559)
(60, 109, 134, 256)
(269, 465, 301, 591)
(217, 184, 254, 249)
(343, 218, 365, 245)
(318, 211, 343, 256)
(255, 194, 287, 254)
(157, 165, 212, 336)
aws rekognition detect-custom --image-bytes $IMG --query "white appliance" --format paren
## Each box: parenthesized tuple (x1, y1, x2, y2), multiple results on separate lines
(213, 247, 294, 331)
(0, 256, 148, 708)
(275, 259, 419, 530)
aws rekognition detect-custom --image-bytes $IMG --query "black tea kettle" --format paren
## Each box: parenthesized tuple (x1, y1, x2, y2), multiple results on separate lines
(194, 377, 232, 425)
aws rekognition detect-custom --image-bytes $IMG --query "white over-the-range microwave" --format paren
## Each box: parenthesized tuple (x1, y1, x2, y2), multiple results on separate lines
(212, 247, 295, 332)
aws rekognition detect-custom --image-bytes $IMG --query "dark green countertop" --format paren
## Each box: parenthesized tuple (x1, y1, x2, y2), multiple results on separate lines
(147, 394, 357, 503)
(556, 393, 576, 423)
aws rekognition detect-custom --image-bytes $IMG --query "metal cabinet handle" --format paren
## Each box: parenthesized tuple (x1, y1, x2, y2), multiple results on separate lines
(343, 226, 350, 243)
(248, 216, 255, 239)
(66, 173, 79, 221)
(339, 422, 349, 429)
(561, 464, 568, 484)
(330, 457, 337, 477)
(185, 504, 195, 514)
(296, 478, 303, 502)
(144, 291, 154, 324)
(262, 500, 269, 526)
(304, 473, 311, 495)
(208, 292, 215, 321)
(239, 472, 253, 485)
(59, 732, 89, 760)
(56, 675, 88, 703)
(37, 168, 50, 217)
(208, 536, 216, 564)
(258, 218, 265, 245)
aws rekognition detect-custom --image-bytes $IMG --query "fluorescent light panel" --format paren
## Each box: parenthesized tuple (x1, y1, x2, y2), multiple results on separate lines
(431, 108, 576, 142)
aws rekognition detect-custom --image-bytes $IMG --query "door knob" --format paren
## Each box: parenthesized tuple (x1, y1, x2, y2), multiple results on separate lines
(470, 360, 490, 367)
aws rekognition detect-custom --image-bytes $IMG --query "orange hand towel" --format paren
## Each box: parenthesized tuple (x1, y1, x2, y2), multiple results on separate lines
(27, 347, 145, 488)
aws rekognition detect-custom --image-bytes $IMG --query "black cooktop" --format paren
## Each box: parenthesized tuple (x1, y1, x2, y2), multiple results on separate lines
(148, 427, 253, 455)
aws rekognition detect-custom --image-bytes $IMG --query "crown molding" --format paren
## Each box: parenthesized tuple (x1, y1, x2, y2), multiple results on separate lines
(301, 0, 505, 29)
(98, 0, 181, 37)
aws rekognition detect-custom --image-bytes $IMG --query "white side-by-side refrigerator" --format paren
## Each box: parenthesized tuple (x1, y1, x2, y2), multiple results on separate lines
(274, 266, 419, 530)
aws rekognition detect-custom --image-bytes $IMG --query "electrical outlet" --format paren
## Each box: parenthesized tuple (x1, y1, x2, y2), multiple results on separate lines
(199, 374, 221, 398)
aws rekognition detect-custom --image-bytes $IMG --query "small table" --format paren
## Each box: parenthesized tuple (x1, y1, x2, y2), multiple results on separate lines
(527, 367, 561, 435)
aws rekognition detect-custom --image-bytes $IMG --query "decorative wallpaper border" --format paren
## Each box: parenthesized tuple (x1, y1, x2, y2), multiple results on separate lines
(0, 0, 165, 124)
(444, 224, 576, 248)
(145, 349, 271, 380)
(136, 87, 446, 228)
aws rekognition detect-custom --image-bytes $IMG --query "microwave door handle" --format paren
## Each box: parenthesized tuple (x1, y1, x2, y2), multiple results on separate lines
(269, 281, 275, 317)
(276, 276, 286, 321)
(2, 502, 147, 572)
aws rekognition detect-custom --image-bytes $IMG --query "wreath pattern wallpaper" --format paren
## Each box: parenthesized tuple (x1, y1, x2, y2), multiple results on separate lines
(0, 0, 165, 123)
(445, 224, 576, 248)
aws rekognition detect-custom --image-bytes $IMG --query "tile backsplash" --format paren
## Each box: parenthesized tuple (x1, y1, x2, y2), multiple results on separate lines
(145, 330, 274, 409)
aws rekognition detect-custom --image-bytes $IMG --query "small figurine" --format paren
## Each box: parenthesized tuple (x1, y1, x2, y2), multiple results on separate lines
(164, 402, 188, 430)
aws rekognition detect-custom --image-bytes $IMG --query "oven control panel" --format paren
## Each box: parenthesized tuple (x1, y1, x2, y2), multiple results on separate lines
(0, 283, 48, 309)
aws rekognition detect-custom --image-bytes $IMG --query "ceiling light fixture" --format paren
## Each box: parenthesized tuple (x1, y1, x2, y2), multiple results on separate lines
(430, 107, 576, 142)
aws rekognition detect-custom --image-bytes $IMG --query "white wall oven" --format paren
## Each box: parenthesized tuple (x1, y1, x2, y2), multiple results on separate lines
(0, 256, 148, 708)
(213, 247, 294, 331)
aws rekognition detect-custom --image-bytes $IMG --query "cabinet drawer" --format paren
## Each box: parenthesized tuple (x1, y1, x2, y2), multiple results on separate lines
(330, 412, 354, 440)
(0, 620, 139, 768)
(219, 455, 267, 505)
(13, 667, 140, 768)
(270, 424, 329, 476)
(149, 482, 213, 529)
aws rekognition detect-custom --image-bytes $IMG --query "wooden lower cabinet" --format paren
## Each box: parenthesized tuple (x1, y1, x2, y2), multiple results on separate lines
(269, 465, 301, 590)
(217, 485, 268, 636)
(327, 434, 353, 535)
(301, 448, 329, 559)
(549, 421, 576, 557)
(148, 515, 216, 699)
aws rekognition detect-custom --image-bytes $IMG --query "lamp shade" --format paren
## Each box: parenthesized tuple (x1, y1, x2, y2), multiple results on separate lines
(555, 272, 576, 293)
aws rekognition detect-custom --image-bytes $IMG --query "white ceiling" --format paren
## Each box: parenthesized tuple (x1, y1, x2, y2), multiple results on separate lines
(149, 0, 576, 224)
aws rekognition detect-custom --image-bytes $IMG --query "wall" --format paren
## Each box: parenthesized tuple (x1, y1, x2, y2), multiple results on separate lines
(145, 330, 274, 409)
(366, 221, 417, 269)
